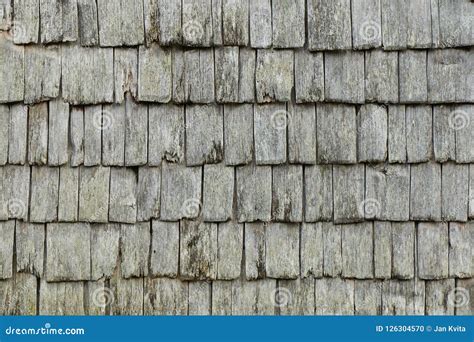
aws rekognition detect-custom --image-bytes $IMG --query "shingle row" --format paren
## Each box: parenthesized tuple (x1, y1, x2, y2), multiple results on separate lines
(3, 0, 472, 49)
(2, 101, 473, 167)
(1, 37, 473, 104)
(1, 220, 472, 282)
(1, 162, 473, 224)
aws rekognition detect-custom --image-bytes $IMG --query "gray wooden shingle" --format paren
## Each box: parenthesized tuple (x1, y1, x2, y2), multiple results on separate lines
(90, 224, 120, 280)
(124, 99, 147, 166)
(211, 0, 222, 45)
(180, 220, 218, 280)
(0, 37, 24, 103)
(160, 162, 202, 221)
(0, 105, 8, 165)
(24, 45, 61, 104)
(388, 105, 406, 163)
(351, 0, 382, 49)
(288, 103, 316, 164)
(148, 104, 185, 165)
(215, 47, 239, 103)
(222, 0, 249, 46)
(136, 167, 161, 221)
(212, 280, 232, 315)
(109, 168, 137, 223)
(188, 281, 211, 315)
(79, 166, 110, 223)
(8, 104, 28, 164)
(143, 0, 159, 45)
(322, 222, 342, 277)
(325, 52, 364, 103)
(381, 279, 425, 315)
(236, 165, 271, 222)
(437, 0, 474, 47)
(455, 278, 473, 315)
(120, 223, 149, 278)
(39, 280, 84, 315)
(342, 222, 373, 279)
(97, 0, 144, 46)
(249, 0, 272, 48)
(231, 279, 275, 315)
(62, 46, 114, 104)
(184, 49, 215, 103)
(0, 221, 14, 279)
(272, 165, 303, 222)
(410, 163, 441, 221)
(182, 0, 212, 46)
(374, 221, 391, 279)
(355, 280, 382, 315)
(425, 279, 455, 315)
(391, 222, 414, 279)
(171, 50, 185, 103)
(244, 222, 266, 279)
(265, 223, 299, 279)
(357, 104, 387, 162)
(399, 50, 427, 103)
(40, 0, 78, 43)
(308, 0, 352, 50)
(144, 278, 187, 315)
(317, 104, 357, 164)
(157, 0, 182, 45)
(109, 272, 144, 315)
(365, 50, 398, 103)
(3, 165, 30, 221)
(102, 104, 125, 166)
(77, 0, 98, 46)
(138, 45, 171, 102)
(69, 106, 84, 165)
(202, 164, 234, 222)
(114, 49, 138, 103)
(256, 50, 293, 103)
(304, 165, 332, 222)
(295, 51, 324, 103)
(12, 0, 39, 44)
(333, 165, 365, 224)
(470, 165, 474, 219)
(223, 104, 253, 165)
(454, 105, 474, 163)
(254, 103, 287, 165)
(300, 223, 323, 278)
(150, 221, 179, 277)
(27, 102, 48, 165)
(217, 221, 243, 279)
(406, 106, 432, 163)
(449, 222, 473, 278)
(418, 222, 449, 279)
(186, 105, 223, 166)
(30, 166, 59, 223)
(433, 106, 456, 162)
(365, 164, 410, 221)
(272, 0, 304, 48)
(0, 273, 37, 315)
(0, 0, 12, 30)
(442, 163, 468, 222)
(279, 278, 315, 315)
(238, 48, 256, 102)
(48, 99, 69, 166)
(46, 223, 91, 281)
(16, 222, 44, 277)
(315, 278, 354, 315)
(83, 106, 102, 166)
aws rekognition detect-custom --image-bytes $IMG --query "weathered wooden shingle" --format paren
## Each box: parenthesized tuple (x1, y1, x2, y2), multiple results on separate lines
(244, 222, 266, 280)
(391, 222, 414, 279)
(156, 0, 181, 45)
(150, 221, 179, 277)
(351, 0, 382, 49)
(288, 104, 316, 164)
(180, 220, 218, 280)
(231, 279, 275, 315)
(102, 105, 125, 166)
(322, 222, 342, 277)
(470, 165, 474, 219)
(382, 279, 425, 315)
(333, 165, 365, 224)
(315, 278, 354, 315)
(374, 221, 391, 279)
(124, 99, 147, 166)
(254, 104, 287, 165)
(295, 51, 324, 103)
(304, 165, 332, 222)
(83, 106, 102, 166)
(417, 222, 449, 279)
(40, 0, 78, 43)
(433, 106, 457, 162)
(454, 105, 474, 163)
(138, 45, 171, 102)
(0, 221, 14, 279)
(357, 104, 387, 162)
(222, 0, 248, 46)
(90, 224, 120, 280)
(238, 48, 256, 102)
(30, 166, 59, 222)
(325, 52, 364, 103)
(212, 280, 232, 315)
(279, 278, 315, 315)
(3, 165, 30, 221)
(0, 273, 37, 315)
(342, 222, 373, 279)
(300, 223, 323, 278)
(109, 272, 144, 315)
(449, 222, 473, 278)
(40, 280, 84, 315)
(12, 0, 39, 44)
(202, 164, 234, 222)
(215, 47, 239, 103)
(308, 0, 352, 50)
(354, 280, 382, 315)
(272, 165, 303, 222)
(136, 167, 161, 221)
(69, 107, 84, 166)
(399, 50, 427, 103)
(442, 163, 468, 222)
(272, 0, 304, 48)
(79, 166, 110, 223)
(406, 106, 432, 163)
(120, 223, 150, 278)
(188, 281, 211, 315)
(249, 0, 272, 48)
(46, 223, 91, 281)
(0, 105, 8, 165)
(58, 166, 79, 222)
(48, 99, 69, 166)
(97, 0, 144, 46)
(183, 49, 215, 103)
(109, 168, 137, 223)
(182, 0, 212, 46)
(114, 49, 138, 103)
(217, 221, 243, 279)
(77, 0, 98, 46)
(0, 36, 24, 103)
(256, 50, 293, 103)
(224, 104, 253, 165)
(265, 223, 299, 279)
(387, 105, 406, 163)
(410, 163, 441, 221)
(27, 102, 48, 165)
(148, 104, 185, 165)
(145, 278, 187, 315)
(365, 50, 398, 103)
(236, 165, 271, 222)
(8, 104, 28, 164)
(436, 0, 474, 47)
(160, 162, 202, 221)
(186, 105, 223, 166)
(425, 279, 455, 315)
(15, 222, 44, 276)
(317, 104, 357, 164)
(0, 0, 12, 30)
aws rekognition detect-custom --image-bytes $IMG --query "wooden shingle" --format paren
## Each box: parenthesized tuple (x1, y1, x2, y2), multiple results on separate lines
(300, 223, 323, 278)
(374, 221, 391, 279)
(40, 0, 78, 43)
(114, 49, 138, 103)
(295, 51, 324, 103)
(236, 165, 271, 222)
(288, 103, 316, 164)
(238, 48, 256, 102)
(315, 278, 354, 315)
(433, 106, 456, 162)
(0, 105, 8, 165)
(231, 279, 275, 315)
(48, 99, 69, 166)
(333, 165, 365, 223)
(0, 37, 24, 103)
(217, 221, 243, 280)
(449, 222, 473, 278)
(279, 278, 315, 315)
(357, 104, 388, 162)
(83, 106, 102, 166)
(101, 104, 126, 166)
(0, 221, 14, 279)
(150, 221, 179, 277)
(410, 163, 441, 221)
(27, 103, 48, 165)
(202, 164, 234, 222)
(124, 99, 147, 166)
(304, 165, 333, 222)
(8, 105, 28, 165)
(354, 280, 382, 315)
(437, 0, 474, 47)
(188, 281, 211, 315)
(109, 272, 144, 315)
(391, 222, 414, 279)
(78, 166, 110, 223)
(40, 280, 84, 315)
(387, 105, 406, 163)
(254, 104, 287, 165)
(256, 50, 293, 103)
(351, 0, 382, 49)
(272, 165, 303, 222)
(215, 47, 239, 103)
(249, 0, 272, 48)
(417, 222, 449, 279)
(425, 279, 455, 315)
(3, 165, 30, 221)
(322, 222, 342, 277)
(30, 166, 59, 223)
(157, 0, 181, 45)
(244, 222, 266, 280)
(223, 104, 253, 165)
(12, 0, 39, 44)
(441, 163, 468, 222)
(120, 223, 149, 278)
(406, 105, 432, 163)
(77, 0, 99, 46)
(136, 167, 161, 221)
(272, 0, 305, 48)
(138, 45, 171, 102)
(342, 222, 373, 279)
(399, 50, 427, 103)
(365, 50, 398, 103)
(455, 105, 474, 163)
(265, 223, 299, 279)
(90, 224, 120, 280)
(109, 168, 137, 223)
(183, 49, 215, 103)
(182, 0, 212, 46)
(145, 278, 187, 315)
(212, 281, 232, 315)
(222, 0, 249, 46)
